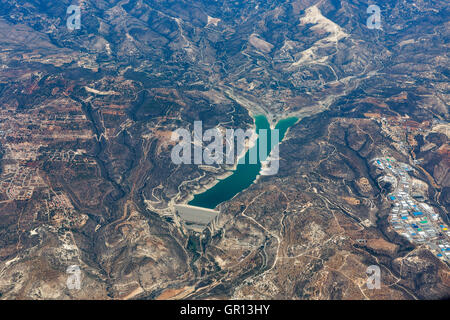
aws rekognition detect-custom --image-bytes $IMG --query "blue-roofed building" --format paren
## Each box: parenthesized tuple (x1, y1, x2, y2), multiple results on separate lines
(413, 212, 423, 216)
(390, 196, 396, 200)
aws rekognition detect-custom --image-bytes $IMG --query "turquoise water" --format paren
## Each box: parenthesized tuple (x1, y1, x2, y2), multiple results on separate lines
(188, 115, 298, 209)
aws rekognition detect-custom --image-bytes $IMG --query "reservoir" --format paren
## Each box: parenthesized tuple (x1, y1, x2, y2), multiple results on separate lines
(188, 115, 298, 209)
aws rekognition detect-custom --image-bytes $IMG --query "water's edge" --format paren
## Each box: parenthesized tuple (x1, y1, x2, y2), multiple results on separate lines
(188, 115, 298, 209)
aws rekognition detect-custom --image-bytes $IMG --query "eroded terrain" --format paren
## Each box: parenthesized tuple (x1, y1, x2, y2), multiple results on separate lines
(0, 0, 448, 299)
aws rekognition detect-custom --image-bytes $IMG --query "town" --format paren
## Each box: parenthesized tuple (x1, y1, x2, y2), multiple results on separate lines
(375, 157, 450, 262)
